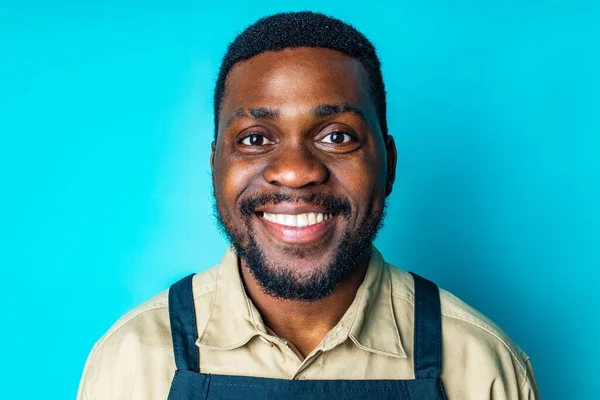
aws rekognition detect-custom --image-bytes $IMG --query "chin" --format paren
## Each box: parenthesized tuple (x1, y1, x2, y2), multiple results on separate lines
(268, 257, 332, 280)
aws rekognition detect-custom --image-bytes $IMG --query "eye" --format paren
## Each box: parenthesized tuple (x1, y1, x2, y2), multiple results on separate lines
(240, 133, 275, 146)
(319, 131, 353, 144)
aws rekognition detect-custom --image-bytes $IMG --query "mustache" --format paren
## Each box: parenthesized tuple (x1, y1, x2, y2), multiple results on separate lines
(240, 192, 352, 218)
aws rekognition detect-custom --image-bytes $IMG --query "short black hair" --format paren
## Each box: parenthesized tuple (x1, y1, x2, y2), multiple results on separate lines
(213, 11, 387, 140)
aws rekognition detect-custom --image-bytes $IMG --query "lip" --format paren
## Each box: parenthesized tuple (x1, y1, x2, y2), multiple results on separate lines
(254, 202, 338, 215)
(256, 213, 337, 244)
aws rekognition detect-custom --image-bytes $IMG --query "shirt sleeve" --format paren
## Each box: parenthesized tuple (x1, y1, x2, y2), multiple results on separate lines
(76, 343, 97, 400)
(519, 357, 540, 399)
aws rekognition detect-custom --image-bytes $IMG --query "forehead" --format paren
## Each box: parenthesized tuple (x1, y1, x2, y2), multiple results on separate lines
(220, 47, 374, 124)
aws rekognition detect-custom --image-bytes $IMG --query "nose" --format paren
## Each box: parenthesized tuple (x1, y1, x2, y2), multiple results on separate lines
(263, 146, 329, 189)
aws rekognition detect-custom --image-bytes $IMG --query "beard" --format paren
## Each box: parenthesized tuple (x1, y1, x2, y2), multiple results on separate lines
(212, 190, 387, 301)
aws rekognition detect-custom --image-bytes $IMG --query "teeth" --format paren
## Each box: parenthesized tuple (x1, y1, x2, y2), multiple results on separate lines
(262, 212, 334, 227)
(297, 213, 308, 227)
(284, 214, 296, 226)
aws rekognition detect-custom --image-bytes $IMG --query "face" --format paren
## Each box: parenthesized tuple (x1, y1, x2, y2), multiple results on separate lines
(211, 47, 396, 300)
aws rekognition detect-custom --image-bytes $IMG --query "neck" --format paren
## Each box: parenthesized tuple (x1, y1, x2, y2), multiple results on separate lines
(239, 256, 369, 359)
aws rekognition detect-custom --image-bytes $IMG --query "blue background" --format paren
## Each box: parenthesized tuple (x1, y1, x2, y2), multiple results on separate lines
(1, 1, 599, 398)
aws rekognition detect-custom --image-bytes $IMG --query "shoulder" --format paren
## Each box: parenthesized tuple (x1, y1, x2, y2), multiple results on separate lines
(386, 263, 534, 393)
(77, 265, 220, 399)
(87, 265, 219, 361)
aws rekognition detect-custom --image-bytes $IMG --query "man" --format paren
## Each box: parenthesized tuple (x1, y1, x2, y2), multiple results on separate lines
(78, 11, 539, 399)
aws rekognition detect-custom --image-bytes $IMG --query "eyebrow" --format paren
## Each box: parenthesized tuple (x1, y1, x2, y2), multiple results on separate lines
(224, 107, 279, 130)
(310, 103, 370, 125)
(223, 103, 371, 130)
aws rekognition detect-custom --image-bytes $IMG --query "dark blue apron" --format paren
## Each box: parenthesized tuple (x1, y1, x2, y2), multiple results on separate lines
(167, 272, 448, 400)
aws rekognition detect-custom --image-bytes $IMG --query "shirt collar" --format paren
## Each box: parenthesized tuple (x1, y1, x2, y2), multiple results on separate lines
(197, 246, 406, 359)
(320, 247, 406, 358)
(197, 247, 262, 350)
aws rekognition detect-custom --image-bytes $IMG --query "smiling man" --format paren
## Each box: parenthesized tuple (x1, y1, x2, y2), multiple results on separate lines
(78, 12, 539, 400)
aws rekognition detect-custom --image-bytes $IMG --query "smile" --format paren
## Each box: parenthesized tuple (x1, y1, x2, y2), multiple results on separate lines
(256, 211, 338, 244)
(261, 212, 334, 227)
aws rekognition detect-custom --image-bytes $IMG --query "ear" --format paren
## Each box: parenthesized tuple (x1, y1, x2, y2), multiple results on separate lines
(210, 140, 216, 177)
(385, 135, 397, 197)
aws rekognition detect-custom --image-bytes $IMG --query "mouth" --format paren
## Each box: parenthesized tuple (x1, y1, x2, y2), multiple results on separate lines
(254, 210, 339, 245)
(261, 211, 335, 226)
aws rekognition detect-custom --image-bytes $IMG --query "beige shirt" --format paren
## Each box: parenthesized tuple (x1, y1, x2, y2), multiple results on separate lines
(77, 247, 539, 399)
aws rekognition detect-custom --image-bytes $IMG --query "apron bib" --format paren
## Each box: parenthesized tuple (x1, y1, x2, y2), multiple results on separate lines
(167, 272, 447, 400)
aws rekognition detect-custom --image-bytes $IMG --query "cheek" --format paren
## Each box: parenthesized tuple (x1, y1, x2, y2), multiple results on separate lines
(215, 156, 263, 210)
(335, 153, 387, 212)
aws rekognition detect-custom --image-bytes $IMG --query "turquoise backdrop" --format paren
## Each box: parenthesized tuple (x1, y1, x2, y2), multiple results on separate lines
(1, 1, 599, 399)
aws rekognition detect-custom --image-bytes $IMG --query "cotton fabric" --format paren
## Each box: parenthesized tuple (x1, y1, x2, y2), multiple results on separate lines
(77, 247, 538, 399)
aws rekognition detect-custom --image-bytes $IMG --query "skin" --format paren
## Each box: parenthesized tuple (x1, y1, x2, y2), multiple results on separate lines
(211, 47, 397, 358)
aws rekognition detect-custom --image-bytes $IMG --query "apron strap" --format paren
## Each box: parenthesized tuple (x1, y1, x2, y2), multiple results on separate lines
(168, 274, 200, 372)
(167, 271, 442, 378)
(409, 272, 442, 379)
